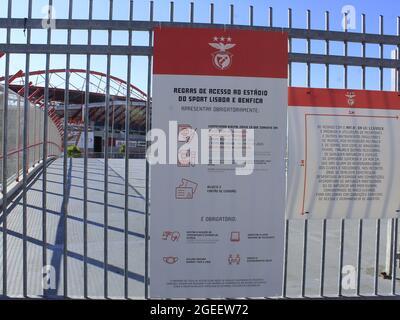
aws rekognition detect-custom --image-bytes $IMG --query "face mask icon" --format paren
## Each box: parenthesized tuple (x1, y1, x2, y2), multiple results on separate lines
(163, 256, 179, 264)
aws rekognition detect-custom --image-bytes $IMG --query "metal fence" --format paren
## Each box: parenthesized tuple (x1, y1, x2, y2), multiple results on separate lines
(0, 0, 399, 299)
(0, 84, 62, 187)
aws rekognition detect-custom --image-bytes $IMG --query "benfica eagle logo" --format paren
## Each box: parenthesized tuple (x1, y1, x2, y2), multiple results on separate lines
(209, 36, 236, 70)
(345, 91, 356, 107)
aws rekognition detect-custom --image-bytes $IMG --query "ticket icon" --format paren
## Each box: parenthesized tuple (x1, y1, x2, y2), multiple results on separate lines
(175, 178, 198, 199)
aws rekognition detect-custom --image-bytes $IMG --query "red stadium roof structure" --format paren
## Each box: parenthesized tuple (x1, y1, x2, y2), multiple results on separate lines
(0, 68, 148, 136)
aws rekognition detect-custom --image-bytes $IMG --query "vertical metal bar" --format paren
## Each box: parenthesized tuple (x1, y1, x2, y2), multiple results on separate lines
(189, 2, 194, 23)
(356, 220, 363, 295)
(144, 0, 154, 300)
(398, 17, 400, 92)
(111, 104, 115, 153)
(210, 3, 214, 24)
(283, 10, 292, 296)
(338, 219, 345, 296)
(16, 94, 21, 180)
(301, 219, 308, 297)
(62, 0, 73, 298)
(373, 14, 382, 297)
(83, 0, 93, 298)
(306, 10, 311, 88)
(282, 220, 289, 297)
(392, 218, 398, 295)
(338, 10, 349, 299)
(386, 219, 394, 277)
(379, 15, 383, 90)
(320, 220, 327, 296)
(21, 0, 32, 298)
(42, 0, 53, 296)
(269, 7, 273, 27)
(103, 0, 113, 299)
(249, 6, 253, 26)
(344, 12, 348, 88)
(361, 16, 366, 87)
(361, 14, 366, 89)
(33, 106, 36, 165)
(320, 12, 330, 297)
(2, 0, 12, 297)
(169, 1, 174, 22)
(124, 0, 134, 299)
(393, 17, 400, 296)
(288, 8, 292, 86)
(374, 219, 381, 295)
(301, 10, 311, 297)
(284, 8, 293, 298)
(230, 4, 234, 25)
(325, 11, 330, 88)
(355, 14, 367, 298)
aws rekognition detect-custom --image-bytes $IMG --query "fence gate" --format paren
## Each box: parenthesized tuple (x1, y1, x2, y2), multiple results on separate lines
(0, 0, 399, 299)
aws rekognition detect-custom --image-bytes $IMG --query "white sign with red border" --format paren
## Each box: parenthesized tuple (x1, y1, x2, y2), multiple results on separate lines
(287, 88, 400, 219)
(150, 27, 288, 298)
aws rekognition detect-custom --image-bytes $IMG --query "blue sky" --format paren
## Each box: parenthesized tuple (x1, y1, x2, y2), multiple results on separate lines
(1, 0, 399, 94)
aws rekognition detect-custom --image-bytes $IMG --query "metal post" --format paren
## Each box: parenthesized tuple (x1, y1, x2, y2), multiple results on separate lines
(393, 15, 400, 296)
(386, 220, 394, 277)
(83, 0, 93, 298)
(392, 218, 398, 295)
(169, 1, 174, 22)
(282, 219, 289, 297)
(269, 7, 273, 27)
(249, 6, 253, 26)
(144, 0, 154, 300)
(301, 9, 311, 298)
(41, 0, 53, 297)
(1, 0, 12, 298)
(16, 93, 21, 180)
(344, 12, 348, 88)
(283, 10, 292, 298)
(361, 14, 366, 89)
(103, 0, 114, 299)
(398, 16, 400, 92)
(306, 10, 311, 88)
(190, 2, 194, 23)
(320, 11, 330, 297)
(379, 15, 383, 90)
(230, 4, 234, 25)
(325, 11, 330, 88)
(21, 0, 32, 297)
(62, 0, 73, 298)
(338, 10, 349, 299)
(357, 15, 365, 294)
(210, 3, 214, 24)
(288, 8, 292, 86)
(356, 220, 363, 296)
(124, 0, 134, 299)
(374, 14, 382, 296)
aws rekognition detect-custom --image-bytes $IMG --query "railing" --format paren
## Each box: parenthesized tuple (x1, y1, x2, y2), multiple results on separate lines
(0, 85, 63, 190)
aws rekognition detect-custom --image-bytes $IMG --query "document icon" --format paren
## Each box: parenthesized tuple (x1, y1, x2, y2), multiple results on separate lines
(175, 178, 198, 199)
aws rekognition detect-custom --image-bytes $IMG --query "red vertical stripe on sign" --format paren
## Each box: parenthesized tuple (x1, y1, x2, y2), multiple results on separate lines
(153, 27, 288, 79)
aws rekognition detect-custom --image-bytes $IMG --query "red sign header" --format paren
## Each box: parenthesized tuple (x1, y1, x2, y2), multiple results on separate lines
(153, 27, 288, 79)
(289, 87, 400, 110)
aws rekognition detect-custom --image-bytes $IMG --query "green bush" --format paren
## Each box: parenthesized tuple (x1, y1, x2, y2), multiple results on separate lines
(67, 145, 82, 158)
